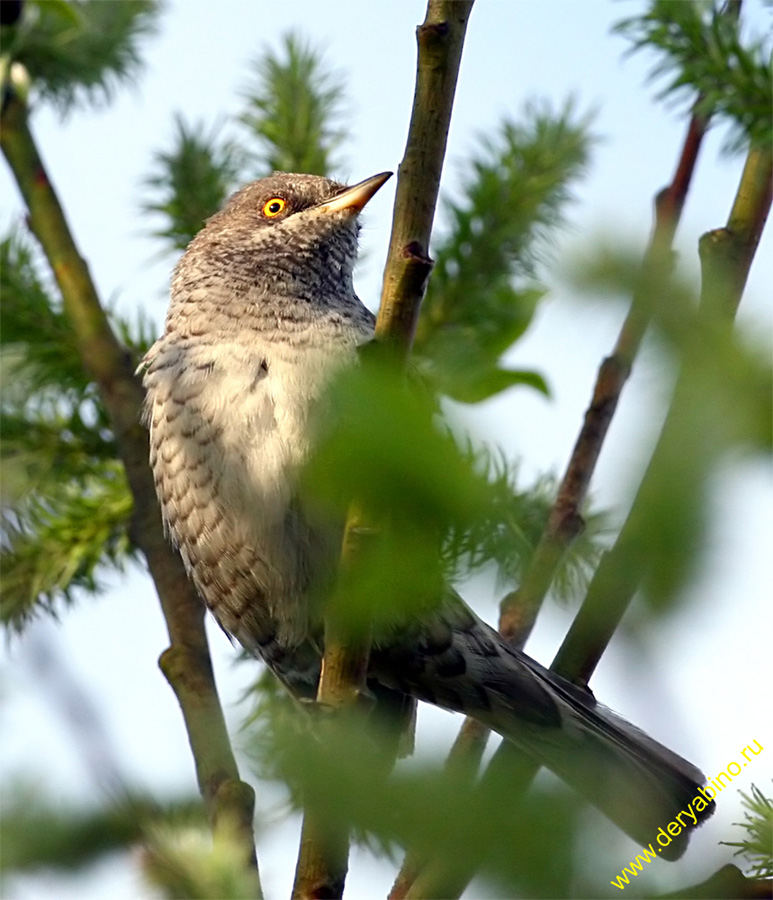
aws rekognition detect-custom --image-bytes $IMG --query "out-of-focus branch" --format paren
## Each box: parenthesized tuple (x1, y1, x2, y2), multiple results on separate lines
(293, 3, 475, 898)
(0, 83, 259, 886)
(498, 100, 712, 648)
(395, 92, 715, 900)
(551, 141, 771, 684)
(656, 864, 773, 899)
(699, 145, 773, 319)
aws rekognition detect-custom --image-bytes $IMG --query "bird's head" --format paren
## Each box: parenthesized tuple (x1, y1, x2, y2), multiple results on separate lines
(179, 172, 393, 305)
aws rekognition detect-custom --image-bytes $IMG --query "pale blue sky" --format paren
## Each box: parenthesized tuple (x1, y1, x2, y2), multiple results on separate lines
(2, 2, 771, 898)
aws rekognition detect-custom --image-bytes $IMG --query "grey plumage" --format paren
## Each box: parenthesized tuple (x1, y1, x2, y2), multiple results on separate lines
(140, 171, 714, 858)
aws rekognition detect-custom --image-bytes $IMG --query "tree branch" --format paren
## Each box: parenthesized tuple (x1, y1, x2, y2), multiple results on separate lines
(498, 99, 712, 648)
(376, 0, 475, 352)
(0, 84, 259, 887)
(393, 87, 715, 900)
(551, 140, 771, 685)
(293, 2, 475, 898)
(425, 138, 773, 900)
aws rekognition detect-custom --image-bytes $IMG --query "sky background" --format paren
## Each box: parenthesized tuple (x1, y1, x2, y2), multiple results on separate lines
(1, 1, 771, 898)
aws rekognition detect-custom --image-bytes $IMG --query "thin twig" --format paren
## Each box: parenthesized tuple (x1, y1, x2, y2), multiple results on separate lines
(394, 86, 714, 900)
(399, 10, 763, 897)
(291, 3, 475, 898)
(499, 101, 712, 649)
(0, 84, 260, 887)
(551, 141, 771, 685)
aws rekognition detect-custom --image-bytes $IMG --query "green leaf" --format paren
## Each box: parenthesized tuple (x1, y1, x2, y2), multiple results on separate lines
(445, 366, 549, 405)
(256, 710, 581, 899)
(3, 0, 162, 116)
(416, 101, 594, 403)
(239, 31, 349, 176)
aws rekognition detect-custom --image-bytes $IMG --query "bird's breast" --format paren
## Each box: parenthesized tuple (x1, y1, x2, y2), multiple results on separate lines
(141, 331, 355, 648)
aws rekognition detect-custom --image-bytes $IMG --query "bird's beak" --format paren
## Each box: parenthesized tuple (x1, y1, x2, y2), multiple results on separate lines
(316, 171, 393, 214)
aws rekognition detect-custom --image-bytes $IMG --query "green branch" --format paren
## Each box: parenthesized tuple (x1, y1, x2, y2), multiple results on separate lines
(552, 141, 770, 684)
(498, 97, 712, 649)
(0, 85, 260, 889)
(292, 3, 475, 898)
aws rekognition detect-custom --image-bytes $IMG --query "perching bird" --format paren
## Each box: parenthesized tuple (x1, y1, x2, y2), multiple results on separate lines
(140, 171, 714, 858)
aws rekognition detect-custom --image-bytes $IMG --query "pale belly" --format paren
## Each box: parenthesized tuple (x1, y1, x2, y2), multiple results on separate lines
(143, 335, 345, 652)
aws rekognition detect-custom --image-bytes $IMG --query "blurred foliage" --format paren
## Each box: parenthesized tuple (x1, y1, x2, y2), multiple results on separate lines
(569, 242, 771, 611)
(301, 352, 606, 636)
(141, 819, 262, 900)
(616, 0, 773, 153)
(0, 782, 203, 873)
(254, 705, 582, 899)
(721, 784, 773, 879)
(0, 232, 144, 628)
(141, 114, 246, 252)
(415, 101, 594, 403)
(0, 0, 161, 117)
(239, 30, 348, 176)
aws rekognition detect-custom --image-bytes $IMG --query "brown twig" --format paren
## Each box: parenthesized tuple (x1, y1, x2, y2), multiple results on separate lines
(292, 3, 475, 898)
(498, 101, 712, 649)
(498, 0, 743, 646)
(392, 84, 715, 900)
(1, 83, 259, 887)
(551, 141, 771, 685)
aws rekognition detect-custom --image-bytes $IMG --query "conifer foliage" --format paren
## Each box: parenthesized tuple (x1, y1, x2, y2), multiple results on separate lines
(1, 2, 770, 898)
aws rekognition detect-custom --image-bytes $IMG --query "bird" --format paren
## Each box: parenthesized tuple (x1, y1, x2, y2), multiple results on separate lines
(139, 170, 714, 859)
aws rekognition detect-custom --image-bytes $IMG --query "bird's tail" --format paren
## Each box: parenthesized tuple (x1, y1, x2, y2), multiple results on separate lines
(373, 604, 715, 860)
(493, 656, 716, 860)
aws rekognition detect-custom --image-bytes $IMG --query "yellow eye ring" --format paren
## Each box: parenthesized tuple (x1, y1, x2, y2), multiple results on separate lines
(262, 197, 286, 218)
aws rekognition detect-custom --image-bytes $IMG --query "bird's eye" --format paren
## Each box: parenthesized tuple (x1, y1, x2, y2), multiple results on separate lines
(262, 197, 286, 218)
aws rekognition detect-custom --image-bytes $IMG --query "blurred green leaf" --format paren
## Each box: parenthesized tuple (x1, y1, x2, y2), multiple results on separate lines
(239, 31, 348, 176)
(1, 0, 161, 116)
(417, 101, 594, 403)
(302, 354, 493, 629)
(301, 354, 606, 634)
(142, 819, 262, 900)
(0, 782, 202, 874)
(257, 709, 580, 899)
